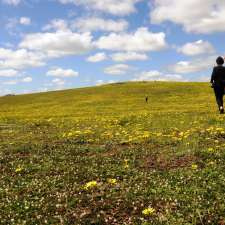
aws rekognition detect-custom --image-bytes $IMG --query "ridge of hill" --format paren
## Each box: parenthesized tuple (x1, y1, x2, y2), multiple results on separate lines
(0, 81, 213, 120)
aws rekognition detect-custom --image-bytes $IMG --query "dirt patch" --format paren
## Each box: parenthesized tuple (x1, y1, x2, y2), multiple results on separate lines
(143, 154, 199, 171)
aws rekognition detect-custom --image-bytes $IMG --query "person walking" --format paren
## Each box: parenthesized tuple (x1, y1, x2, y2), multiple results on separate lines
(210, 56, 225, 114)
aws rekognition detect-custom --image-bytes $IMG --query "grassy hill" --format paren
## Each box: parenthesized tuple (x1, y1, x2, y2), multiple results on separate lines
(0, 82, 225, 225)
(0, 81, 215, 119)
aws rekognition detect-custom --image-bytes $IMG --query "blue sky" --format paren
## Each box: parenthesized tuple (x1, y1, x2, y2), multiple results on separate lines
(0, 0, 225, 95)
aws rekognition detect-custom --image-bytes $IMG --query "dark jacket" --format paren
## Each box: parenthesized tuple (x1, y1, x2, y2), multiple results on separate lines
(211, 65, 225, 87)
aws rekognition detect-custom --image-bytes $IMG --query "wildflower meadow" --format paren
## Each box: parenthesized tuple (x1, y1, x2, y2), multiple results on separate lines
(0, 81, 225, 225)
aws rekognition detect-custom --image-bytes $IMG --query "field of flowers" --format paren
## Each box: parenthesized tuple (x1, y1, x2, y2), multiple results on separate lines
(0, 81, 225, 225)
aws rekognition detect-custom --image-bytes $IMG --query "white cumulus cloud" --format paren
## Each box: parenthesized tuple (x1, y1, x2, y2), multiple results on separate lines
(169, 56, 216, 74)
(0, 48, 45, 70)
(42, 19, 69, 32)
(52, 78, 65, 86)
(96, 27, 167, 52)
(47, 68, 79, 77)
(3, 80, 18, 85)
(19, 31, 94, 58)
(0, 69, 18, 77)
(150, 0, 225, 34)
(134, 70, 185, 81)
(72, 17, 128, 32)
(87, 52, 108, 62)
(111, 52, 148, 62)
(3, 76, 33, 85)
(19, 17, 31, 25)
(2, 0, 20, 6)
(22, 77, 32, 82)
(96, 79, 116, 86)
(5, 17, 31, 34)
(177, 40, 215, 56)
(104, 64, 133, 75)
(58, 0, 142, 16)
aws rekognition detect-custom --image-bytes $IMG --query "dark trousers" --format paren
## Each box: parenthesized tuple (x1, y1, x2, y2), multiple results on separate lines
(213, 86, 224, 108)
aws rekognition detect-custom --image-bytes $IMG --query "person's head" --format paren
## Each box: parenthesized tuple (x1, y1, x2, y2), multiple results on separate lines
(216, 56, 224, 65)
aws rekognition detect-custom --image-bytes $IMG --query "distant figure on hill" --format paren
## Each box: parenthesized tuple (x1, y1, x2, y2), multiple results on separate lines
(210, 56, 225, 114)
(145, 96, 148, 103)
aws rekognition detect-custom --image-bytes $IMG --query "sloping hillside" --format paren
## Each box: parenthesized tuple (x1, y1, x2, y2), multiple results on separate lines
(0, 82, 225, 225)
(0, 81, 215, 119)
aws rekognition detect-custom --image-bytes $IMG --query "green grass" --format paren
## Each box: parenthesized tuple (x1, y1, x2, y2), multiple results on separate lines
(0, 81, 225, 225)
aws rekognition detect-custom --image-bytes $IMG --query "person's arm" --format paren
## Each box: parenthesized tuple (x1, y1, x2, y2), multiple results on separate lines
(210, 67, 216, 84)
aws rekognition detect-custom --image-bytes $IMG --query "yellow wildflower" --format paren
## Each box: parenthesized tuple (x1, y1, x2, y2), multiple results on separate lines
(207, 148, 214, 153)
(142, 207, 155, 216)
(143, 131, 150, 138)
(179, 132, 184, 137)
(15, 166, 23, 173)
(84, 181, 98, 190)
(107, 178, 117, 185)
(216, 128, 223, 132)
(156, 132, 162, 137)
(124, 159, 129, 169)
(67, 132, 73, 137)
(208, 161, 214, 166)
(191, 164, 198, 170)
